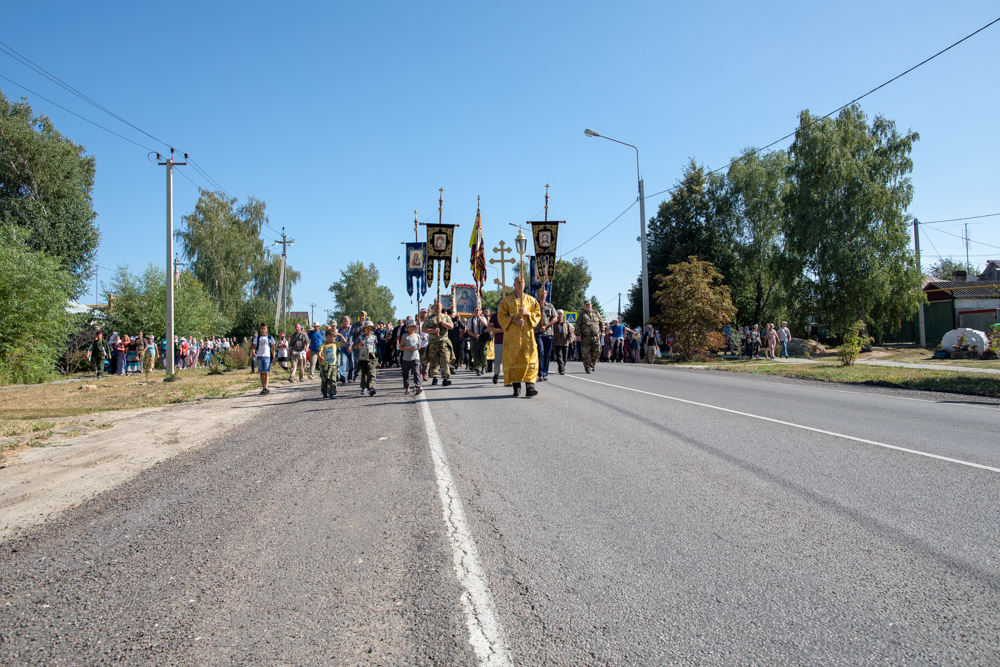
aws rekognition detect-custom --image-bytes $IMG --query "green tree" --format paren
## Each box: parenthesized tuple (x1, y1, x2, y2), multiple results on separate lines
(624, 159, 729, 326)
(548, 257, 593, 313)
(479, 288, 500, 315)
(0, 91, 100, 294)
(784, 105, 924, 338)
(651, 257, 736, 361)
(329, 261, 395, 324)
(927, 257, 978, 281)
(230, 297, 277, 341)
(176, 190, 274, 316)
(0, 243, 77, 384)
(253, 253, 301, 312)
(102, 263, 228, 339)
(715, 148, 792, 326)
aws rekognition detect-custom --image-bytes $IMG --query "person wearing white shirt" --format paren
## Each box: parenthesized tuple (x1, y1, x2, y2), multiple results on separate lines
(778, 321, 791, 358)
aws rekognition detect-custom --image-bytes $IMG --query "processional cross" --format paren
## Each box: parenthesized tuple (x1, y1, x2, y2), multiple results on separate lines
(490, 240, 515, 296)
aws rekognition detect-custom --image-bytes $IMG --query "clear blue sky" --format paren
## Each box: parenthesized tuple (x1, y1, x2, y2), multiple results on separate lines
(4, 1, 999, 320)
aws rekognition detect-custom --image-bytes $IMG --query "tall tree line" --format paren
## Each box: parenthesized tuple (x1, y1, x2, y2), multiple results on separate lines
(624, 104, 923, 340)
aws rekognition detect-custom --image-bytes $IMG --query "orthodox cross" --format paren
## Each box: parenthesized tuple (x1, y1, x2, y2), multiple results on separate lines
(490, 240, 515, 296)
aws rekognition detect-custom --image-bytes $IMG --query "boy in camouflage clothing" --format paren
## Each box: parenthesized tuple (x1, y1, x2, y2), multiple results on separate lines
(318, 329, 347, 399)
(353, 320, 379, 396)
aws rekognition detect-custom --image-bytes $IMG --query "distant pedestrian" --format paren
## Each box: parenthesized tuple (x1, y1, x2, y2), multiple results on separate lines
(318, 329, 347, 399)
(552, 310, 574, 375)
(338, 316, 354, 382)
(534, 285, 558, 381)
(254, 322, 276, 395)
(353, 319, 379, 396)
(488, 307, 505, 383)
(778, 321, 791, 358)
(764, 323, 778, 359)
(276, 334, 289, 370)
(288, 322, 309, 382)
(308, 321, 324, 379)
(88, 331, 110, 379)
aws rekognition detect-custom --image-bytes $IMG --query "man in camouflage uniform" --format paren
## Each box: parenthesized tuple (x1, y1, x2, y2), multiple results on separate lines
(576, 299, 605, 374)
(422, 300, 454, 386)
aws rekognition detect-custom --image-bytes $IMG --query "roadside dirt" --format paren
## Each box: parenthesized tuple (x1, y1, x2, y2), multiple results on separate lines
(0, 384, 303, 541)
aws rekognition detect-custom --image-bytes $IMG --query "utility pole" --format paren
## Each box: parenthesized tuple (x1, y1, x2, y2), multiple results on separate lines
(965, 223, 970, 271)
(914, 219, 925, 348)
(309, 303, 316, 325)
(174, 253, 187, 284)
(158, 148, 187, 377)
(272, 228, 294, 332)
(618, 292, 622, 321)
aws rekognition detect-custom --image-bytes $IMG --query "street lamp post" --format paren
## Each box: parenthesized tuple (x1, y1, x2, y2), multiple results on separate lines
(584, 129, 649, 326)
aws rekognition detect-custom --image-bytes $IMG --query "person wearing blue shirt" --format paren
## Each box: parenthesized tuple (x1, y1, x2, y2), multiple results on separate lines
(609, 319, 632, 362)
(308, 321, 324, 379)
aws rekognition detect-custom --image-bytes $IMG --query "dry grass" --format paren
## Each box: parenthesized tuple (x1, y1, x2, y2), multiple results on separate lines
(0, 369, 261, 421)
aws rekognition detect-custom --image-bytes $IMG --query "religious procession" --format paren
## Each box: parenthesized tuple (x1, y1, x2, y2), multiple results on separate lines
(250, 187, 615, 401)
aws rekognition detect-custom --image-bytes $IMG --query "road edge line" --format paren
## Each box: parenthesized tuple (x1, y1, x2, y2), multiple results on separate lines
(417, 395, 513, 667)
(566, 374, 1000, 474)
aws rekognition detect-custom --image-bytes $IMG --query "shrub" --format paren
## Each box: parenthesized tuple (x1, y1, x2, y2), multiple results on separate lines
(214, 345, 250, 370)
(986, 325, 1000, 354)
(839, 320, 866, 366)
(0, 243, 77, 385)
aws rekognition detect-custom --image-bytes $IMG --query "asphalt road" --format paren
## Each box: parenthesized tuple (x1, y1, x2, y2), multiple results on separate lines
(1, 362, 998, 665)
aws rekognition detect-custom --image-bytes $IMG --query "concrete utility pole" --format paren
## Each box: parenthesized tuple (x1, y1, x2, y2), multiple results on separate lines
(272, 228, 294, 331)
(158, 149, 187, 377)
(309, 303, 316, 325)
(584, 129, 649, 325)
(914, 218, 926, 348)
(174, 253, 187, 284)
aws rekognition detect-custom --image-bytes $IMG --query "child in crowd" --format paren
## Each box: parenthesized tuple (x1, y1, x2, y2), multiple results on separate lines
(399, 318, 422, 396)
(318, 329, 347, 399)
(353, 320, 378, 396)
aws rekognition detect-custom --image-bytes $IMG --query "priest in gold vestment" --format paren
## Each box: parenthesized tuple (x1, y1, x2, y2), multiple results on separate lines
(498, 276, 541, 397)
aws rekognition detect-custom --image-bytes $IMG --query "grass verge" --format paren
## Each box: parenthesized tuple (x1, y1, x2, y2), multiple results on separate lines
(0, 369, 261, 421)
(0, 370, 260, 465)
(696, 360, 1000, 398)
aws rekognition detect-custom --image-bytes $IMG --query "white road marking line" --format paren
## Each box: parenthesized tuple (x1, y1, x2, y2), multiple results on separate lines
(417, 395, 513, 666)
(567, 374, 1000, 474)
(643, 363, 1000, 410)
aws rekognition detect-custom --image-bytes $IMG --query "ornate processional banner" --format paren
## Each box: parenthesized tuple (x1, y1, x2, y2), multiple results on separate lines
(405, 242, 427, 298)
(529, 220, 562, 282)
(426, 223, 456, 287)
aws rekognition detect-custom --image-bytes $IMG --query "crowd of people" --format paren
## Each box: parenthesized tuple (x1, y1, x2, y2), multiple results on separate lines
(240, 277, 676, 400)
(724, 322, 792, 360)
(86, 281, 679, 390)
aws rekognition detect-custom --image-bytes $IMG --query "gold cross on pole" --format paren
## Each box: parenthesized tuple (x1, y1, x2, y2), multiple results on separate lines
(490, 240, 515, 295)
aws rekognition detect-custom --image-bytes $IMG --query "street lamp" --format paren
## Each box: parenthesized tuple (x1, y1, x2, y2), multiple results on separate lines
(584, 128, 649, 325)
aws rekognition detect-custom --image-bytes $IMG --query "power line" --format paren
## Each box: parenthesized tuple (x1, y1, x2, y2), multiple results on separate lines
(922, 224, 1000, 251)
(0, 40, 172, 148)
(918, 212, 1000, 225)
(0, 41, 236, 200)
(642, 15, 1000, 203)
(0, 73, 157, 152)
(559, 200, 637, 258)
(188, 158, 232, 199)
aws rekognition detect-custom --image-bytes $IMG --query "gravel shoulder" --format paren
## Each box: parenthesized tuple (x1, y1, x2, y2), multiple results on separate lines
(0, 384, 296, 541)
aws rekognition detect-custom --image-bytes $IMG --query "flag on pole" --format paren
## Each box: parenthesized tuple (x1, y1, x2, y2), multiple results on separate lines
(469, 201, 487, 289)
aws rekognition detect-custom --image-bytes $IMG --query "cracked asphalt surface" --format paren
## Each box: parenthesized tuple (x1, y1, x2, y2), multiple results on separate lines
(1, 362, 998, 665)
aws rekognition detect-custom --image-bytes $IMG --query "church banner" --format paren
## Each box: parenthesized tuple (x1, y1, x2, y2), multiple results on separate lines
(426, 223, 456, 287)
(530, 220, 562, 282)
(405, 242, 427, 298)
